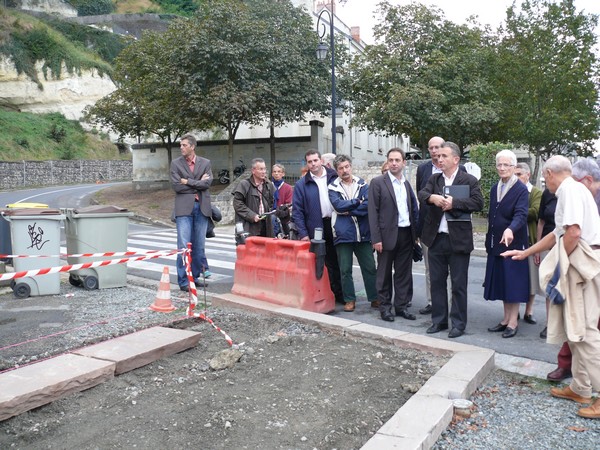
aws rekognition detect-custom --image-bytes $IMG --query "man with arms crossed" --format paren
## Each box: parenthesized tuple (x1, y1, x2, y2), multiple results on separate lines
(171, 134, 212, 292)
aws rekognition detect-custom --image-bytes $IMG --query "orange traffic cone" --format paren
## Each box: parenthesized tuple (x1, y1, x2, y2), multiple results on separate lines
(150, 266, 176, 312)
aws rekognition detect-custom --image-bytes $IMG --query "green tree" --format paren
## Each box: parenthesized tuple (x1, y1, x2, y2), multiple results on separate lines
(493, 0, 599, 182)
(84, 29, 196, 164)
(171, 0, 330, 174)
(249, 0, 330, 168)
(345, 1, 499, 155)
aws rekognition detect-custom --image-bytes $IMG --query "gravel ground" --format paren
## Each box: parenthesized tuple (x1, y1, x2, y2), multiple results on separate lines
(434, 369, 600, 449)
(0, 279, 449, 449)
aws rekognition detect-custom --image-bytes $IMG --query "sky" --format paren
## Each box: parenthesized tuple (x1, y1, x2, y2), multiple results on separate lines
(334, 0, 600, 44)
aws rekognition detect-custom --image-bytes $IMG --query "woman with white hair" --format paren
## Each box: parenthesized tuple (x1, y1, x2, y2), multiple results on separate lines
(484, 149, 530, 338)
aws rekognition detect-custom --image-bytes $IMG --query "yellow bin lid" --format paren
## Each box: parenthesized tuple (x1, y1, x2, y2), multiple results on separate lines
(5, 202, 49, 209)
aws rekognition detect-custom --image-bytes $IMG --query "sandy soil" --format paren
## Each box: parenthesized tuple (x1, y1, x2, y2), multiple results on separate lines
(0, 296, 447, 449)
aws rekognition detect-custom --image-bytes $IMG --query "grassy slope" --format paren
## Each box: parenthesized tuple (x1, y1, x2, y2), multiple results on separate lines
(0, 109, 128, 160)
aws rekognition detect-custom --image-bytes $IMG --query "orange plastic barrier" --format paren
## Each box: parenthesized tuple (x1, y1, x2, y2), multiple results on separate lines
(232, 237, 335, 313)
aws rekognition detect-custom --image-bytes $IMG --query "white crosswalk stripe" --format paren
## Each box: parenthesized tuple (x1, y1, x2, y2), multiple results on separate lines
(127, 230, 237, 280)
(61, 230, 238, 282)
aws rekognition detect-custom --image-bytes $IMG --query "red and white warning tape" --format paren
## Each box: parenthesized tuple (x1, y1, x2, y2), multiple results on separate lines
(181, 244, 236, 348)
(0, 249, 176, 259)
(0, 250, 181, 282)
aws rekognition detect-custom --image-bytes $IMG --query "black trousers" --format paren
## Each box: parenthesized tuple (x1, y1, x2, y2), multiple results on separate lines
(428, 233, 470, 331)
(376, 227, 413, 313)
(322, 217, 343, 302)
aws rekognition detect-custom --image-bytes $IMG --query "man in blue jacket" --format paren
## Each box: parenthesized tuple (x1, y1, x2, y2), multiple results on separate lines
(292, 149, 343, 304)
(328, 155, 378, 312)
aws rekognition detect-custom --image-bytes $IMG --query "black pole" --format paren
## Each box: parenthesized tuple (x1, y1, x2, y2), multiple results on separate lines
(329, 0, 336, 155)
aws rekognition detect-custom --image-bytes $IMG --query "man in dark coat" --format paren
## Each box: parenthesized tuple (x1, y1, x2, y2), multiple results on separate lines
(233, 158, 275, 238)
(292, 149, 343, 304)
(418, 142, 484, 338)
(368, 148, 419, 322)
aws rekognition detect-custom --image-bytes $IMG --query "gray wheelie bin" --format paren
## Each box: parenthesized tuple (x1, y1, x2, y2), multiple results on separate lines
(1, 203, 48, 263)
(3, 208, 64, 298)
(63, 205, 133, 290)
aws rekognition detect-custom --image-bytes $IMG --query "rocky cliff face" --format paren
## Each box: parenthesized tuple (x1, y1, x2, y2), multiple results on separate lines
(0, 57, 116, 120)
(13, 0, 77, 17)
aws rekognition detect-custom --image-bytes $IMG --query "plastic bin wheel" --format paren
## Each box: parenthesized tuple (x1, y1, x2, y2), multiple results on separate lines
(69, 274, 83, 287)
(83, 276, 99, 290)
(13, 282, 31, 299)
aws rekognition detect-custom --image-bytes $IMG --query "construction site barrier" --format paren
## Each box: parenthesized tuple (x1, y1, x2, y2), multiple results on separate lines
(232, 237, 334, 314)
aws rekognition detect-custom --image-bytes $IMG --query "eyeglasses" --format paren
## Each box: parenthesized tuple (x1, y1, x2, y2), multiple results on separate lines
(496, 163, 514, 169)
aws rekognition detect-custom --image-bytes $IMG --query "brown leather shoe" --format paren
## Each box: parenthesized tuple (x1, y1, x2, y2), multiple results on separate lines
(547, 367, 572, 382)
(578, 398, 600, 419)
(370, 300, 380, 309)
(343, 301, 355, 312)
(550, 386, 591, 404)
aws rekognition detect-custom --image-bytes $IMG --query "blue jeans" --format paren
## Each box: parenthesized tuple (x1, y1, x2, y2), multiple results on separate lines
(175, 202, 208, 287)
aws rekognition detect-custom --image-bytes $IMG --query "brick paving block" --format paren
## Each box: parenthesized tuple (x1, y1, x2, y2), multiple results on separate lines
(392, 333, 479, 355)
(435, 349, 495, 391)
(378, 394, 453, 449)
(418, 374, 472, 400)
(361, 432, 423, 450)
(73, 326, 201, 375)
(0, 354, 115, 422)
(346, 322, 410, 343)
(212, 292, 285, 313)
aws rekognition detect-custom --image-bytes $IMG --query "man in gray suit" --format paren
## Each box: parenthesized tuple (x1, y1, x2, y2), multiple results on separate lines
(170, 134, 213, 291)
(368, 148, 419, 322)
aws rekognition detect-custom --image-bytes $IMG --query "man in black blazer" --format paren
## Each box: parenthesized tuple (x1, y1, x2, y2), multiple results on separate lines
(418, 142, 484, 338)
(415, 136, 445, 314)
(368, 148, 419, 322)
(171, 134, 213, 292)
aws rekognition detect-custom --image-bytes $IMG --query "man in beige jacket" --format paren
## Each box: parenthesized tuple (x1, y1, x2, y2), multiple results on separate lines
(502, 155, 600, 420)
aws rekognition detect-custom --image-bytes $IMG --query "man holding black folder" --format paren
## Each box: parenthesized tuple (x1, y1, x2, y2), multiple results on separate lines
(418, 142, 484, 338)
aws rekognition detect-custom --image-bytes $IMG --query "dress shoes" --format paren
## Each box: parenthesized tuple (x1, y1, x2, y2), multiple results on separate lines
(550, 386, 591, 404)
(194, 280, 207, 288)
(370, 300, 381, 309)
(396, 309, 416, 320)
(540, 326, 547, 339)
(343, 301, 355, 312)
(381, 312, 395, 322)
(419, 304, 433, 315)
(180, 285, 189, 292)
(488, 323, 508, 332)
(523, 314, 537, 324)
(546, 367, 572, 382)
(448, 328, 464, 338)
(578, 398, 600, 419)
(426, 323, 449, 334)
(502, 326, 518, 338)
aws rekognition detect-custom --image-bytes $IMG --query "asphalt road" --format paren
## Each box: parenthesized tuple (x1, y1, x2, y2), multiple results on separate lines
(0, 183, 561, 366)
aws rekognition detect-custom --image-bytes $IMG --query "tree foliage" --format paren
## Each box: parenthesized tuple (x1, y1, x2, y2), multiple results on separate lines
(492, 0, 599, 181)
(170, 0, 330, 172)
(85, 0, 329, 171)
(344, 1, 500, 154)
(84, 28, 196, 163)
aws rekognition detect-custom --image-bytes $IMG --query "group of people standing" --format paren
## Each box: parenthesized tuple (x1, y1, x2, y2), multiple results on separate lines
(170, 133, 600, 419)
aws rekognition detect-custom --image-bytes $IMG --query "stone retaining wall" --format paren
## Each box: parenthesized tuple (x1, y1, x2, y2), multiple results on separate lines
(0, 160, 132, 190)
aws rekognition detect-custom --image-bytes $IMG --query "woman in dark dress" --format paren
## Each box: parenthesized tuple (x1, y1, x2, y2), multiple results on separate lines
(484, 150, 530, 338)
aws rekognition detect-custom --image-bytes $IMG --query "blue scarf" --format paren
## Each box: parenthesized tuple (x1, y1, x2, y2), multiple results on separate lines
(273, 179, 284, 206)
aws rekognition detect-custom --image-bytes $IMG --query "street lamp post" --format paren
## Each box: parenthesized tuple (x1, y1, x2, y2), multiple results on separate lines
(316, 1, 336, 155)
